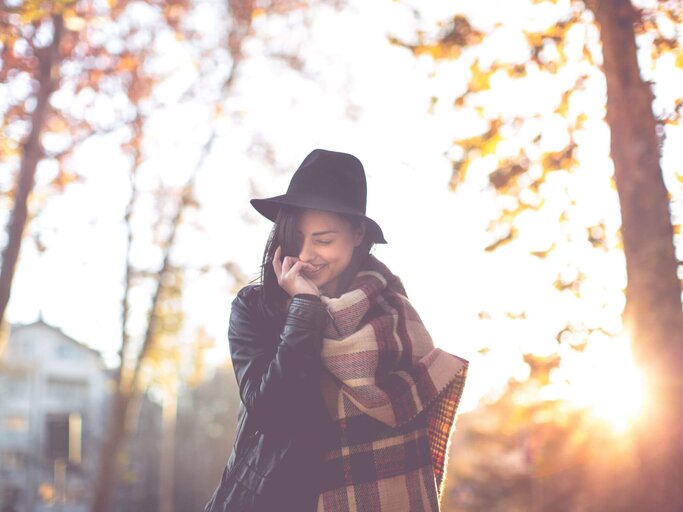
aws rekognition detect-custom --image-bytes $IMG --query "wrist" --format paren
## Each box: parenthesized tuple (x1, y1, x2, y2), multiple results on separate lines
(293, 292, 321, 301)
(284, 295, 328, 333)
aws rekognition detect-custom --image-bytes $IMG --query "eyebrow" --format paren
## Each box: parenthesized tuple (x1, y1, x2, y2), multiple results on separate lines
(296, 229, 339, 236)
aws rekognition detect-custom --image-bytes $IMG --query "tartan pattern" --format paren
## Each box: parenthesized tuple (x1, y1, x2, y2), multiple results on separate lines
(316, 254, 469, 511)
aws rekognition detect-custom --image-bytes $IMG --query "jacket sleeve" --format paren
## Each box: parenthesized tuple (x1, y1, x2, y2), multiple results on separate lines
(228, 289, 329, 434)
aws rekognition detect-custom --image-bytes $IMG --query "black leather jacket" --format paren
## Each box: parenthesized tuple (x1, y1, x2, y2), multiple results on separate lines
(204, 284, 334, 512)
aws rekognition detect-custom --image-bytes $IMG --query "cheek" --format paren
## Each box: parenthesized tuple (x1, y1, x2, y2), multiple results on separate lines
(323, 249, 342, 266)
(334, 249, 354, 268)
(323, 242, 354, 266)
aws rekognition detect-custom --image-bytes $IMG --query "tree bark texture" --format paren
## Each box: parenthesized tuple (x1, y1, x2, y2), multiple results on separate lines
(0, 15, 64, 329)
(589, 1, 683, 510)
(90, 390, 133, 512)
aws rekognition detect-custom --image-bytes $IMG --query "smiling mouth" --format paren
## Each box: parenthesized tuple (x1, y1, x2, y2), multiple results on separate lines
(305, 264, 326, 275)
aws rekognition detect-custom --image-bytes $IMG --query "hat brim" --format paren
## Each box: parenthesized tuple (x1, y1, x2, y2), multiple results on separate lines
(250, 194, 387, 244)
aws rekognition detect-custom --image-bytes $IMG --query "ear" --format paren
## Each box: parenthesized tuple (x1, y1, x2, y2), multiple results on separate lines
(354, 220, 367, 247)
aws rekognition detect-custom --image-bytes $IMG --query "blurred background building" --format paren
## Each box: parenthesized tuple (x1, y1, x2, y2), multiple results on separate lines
(0, 316, 240, 512)
(0, 317, 163, 512)
(0, 317, 109, 511)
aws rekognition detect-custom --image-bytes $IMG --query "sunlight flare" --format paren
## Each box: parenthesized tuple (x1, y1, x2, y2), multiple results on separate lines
(567, 332, 646, 433)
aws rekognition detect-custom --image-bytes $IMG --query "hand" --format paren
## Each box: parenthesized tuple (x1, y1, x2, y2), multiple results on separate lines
(272, 245, 321, 297)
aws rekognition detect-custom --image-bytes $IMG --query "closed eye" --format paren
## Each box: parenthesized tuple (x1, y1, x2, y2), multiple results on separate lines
(317, 240, 333, 245)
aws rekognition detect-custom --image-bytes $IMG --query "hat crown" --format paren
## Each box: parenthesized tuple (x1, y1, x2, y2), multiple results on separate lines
(249, 148, 387, 244)
(286, 149, 367, 214)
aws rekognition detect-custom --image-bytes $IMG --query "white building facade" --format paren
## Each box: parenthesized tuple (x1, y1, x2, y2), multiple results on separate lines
(0, 318, 111, 512)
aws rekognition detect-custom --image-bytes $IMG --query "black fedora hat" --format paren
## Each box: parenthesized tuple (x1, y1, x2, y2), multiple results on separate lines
(250, 148, 387, 244)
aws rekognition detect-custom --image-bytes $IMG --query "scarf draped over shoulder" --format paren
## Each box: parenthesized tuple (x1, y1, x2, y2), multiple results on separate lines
(316, 253, 468, 511)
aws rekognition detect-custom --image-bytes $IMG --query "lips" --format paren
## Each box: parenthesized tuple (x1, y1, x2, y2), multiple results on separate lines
(305, 264, 326, 275)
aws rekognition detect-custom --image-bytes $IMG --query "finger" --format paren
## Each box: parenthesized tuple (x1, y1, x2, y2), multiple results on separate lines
(290, 260, 317, 278)
(293, 263, 321, 293)
(286, 260, 306, 278)
(272, 246, 282, 275)
(282, 255, 298, 275)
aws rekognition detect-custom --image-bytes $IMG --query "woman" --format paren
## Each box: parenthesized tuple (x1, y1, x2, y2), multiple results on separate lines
(204, 149, 468, 511)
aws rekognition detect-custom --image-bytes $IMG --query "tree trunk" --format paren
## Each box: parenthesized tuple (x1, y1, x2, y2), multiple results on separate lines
(91, 390, 133, 512)
(159, 373, 179, 512)
(0, 15, 63, 329)
(588, 1, 683, 510)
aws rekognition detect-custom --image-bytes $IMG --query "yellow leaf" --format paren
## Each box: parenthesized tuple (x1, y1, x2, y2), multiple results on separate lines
(46, 114, 69, 133)
(575, 113, 589, 129)
(20, 2, 47, 23)
(469, 59, 492, 93)
(64, 10, 86, 31)
(506, 64, 527, 78)
(450, 158, 469, 190)
(676, 52, 683, 69)
(525, 31, 544, 49)
(481, 132, 502, 157)
(412, 43, 464, 60)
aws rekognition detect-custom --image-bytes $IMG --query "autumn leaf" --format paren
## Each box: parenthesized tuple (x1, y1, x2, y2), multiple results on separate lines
(63, 10, 86, 31)
(541, 143, 577, 172)
(489, 161, 527, 191)
(118, 55, 138, 73)
(530, 243, 557, 258)
(484, 228, 517, 252)
(469, 59, 494, 93)
(676, 51, 683, 69)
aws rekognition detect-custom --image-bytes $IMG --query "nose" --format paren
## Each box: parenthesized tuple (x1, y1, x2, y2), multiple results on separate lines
(298, 239, 316, 263)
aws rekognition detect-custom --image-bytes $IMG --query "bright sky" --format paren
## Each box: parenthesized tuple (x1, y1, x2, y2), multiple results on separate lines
(5, 0, 681, 418)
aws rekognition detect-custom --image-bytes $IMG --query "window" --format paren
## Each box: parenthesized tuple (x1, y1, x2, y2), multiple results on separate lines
(46, 377, 88, 404)
(0, 450, 26, 470)
(20, 338, 34, 356)
(0, 371, 28, 397)
(46, 412, 82, 464)
(56, 345, 71, 359)
(3, 415, 28, 432)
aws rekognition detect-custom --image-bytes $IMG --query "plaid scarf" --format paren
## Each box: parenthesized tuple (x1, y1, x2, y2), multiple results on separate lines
(315, 254, 468, 511)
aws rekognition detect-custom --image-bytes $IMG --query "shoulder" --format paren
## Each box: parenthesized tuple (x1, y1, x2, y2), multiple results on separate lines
(232, 283, 262, 310)
(228, 284, 264, 335)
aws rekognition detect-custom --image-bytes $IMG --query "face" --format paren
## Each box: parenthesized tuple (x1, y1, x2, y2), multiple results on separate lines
(294, 209, 366, 296)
